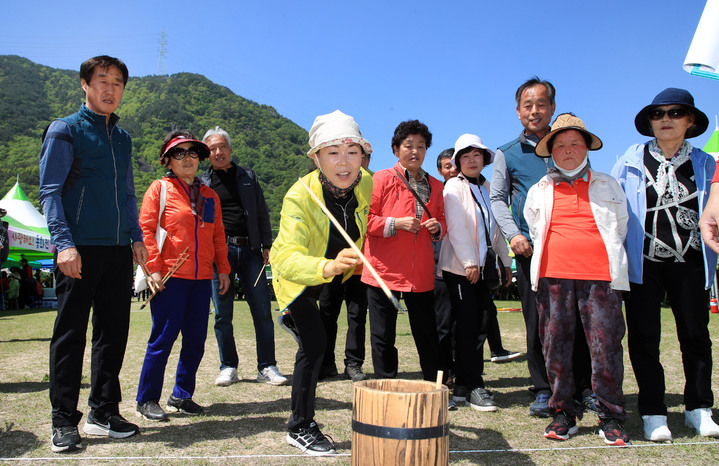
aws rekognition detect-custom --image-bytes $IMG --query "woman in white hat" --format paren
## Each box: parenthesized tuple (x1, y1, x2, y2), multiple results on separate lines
(526, 113, 630, 446)
(270, 110, 373, 456)
(437, 134, 511, 412)
(613, 88, 719, 442)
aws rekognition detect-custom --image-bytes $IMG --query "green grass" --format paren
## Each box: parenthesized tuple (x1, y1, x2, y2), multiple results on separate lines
(1, 300, 719, 464)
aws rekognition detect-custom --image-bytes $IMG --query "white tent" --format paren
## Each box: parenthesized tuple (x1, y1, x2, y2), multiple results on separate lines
(0, 179, 54, 264)
(684, 0, 719, 80)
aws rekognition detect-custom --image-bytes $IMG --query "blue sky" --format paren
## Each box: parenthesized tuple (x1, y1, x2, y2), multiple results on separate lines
(1, 0, 717, 179)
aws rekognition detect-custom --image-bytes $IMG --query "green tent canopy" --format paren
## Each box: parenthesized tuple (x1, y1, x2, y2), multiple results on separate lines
(0, 179, 54, 265)
(703, 115, 719, 160)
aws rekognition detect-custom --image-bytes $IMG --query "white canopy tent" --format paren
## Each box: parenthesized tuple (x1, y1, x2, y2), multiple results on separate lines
(684, 0, 719, 80)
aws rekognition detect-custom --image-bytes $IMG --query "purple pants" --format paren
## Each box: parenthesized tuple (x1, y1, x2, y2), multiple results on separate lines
(536, 278, 626, 420)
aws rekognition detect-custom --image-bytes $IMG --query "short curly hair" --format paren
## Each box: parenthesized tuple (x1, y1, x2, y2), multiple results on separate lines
(391, 120, 432, 152)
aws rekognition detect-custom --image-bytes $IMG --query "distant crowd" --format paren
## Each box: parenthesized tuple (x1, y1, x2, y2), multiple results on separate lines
(36, 55, 719, 456)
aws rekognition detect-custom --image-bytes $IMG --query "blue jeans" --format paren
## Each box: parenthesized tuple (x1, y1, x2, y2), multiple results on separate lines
(211, 244, 276, 371)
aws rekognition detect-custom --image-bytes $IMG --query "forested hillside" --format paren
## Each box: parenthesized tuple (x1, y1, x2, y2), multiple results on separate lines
(0, 55, 313, 231)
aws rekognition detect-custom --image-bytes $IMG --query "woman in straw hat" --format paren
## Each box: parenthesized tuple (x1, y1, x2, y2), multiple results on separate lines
(525, 113, 630, 445)
(135, 130, 230, 422)
(612, 88, 719, 442)
(437, 134, 511, 413)
(270, 110, 373, 456)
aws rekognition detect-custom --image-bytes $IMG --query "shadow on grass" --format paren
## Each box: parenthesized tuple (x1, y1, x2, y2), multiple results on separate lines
(0, 308, 55, 318)
(0, 337, 51, 343)
(0, 426, 39, 458)
(449, 425, 535, 465)
(0, 381, 50, 393)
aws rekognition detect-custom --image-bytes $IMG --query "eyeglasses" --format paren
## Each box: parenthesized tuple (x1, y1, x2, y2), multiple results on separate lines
(648, 108, 689, 121)
(170, 148, 200, 160)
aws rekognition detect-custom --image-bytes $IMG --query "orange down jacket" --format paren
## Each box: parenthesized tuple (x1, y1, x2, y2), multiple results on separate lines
(140, 177, 230, 280)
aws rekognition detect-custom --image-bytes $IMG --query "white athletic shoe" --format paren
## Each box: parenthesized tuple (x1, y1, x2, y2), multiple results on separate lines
(257, 365, 288, 386)
(685, 408, 719, 438)
(642, 415, 672, 442)
(215, 367, 239, 386)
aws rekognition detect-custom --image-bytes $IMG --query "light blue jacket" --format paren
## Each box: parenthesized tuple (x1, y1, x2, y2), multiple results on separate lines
(611, 142, 717, 289)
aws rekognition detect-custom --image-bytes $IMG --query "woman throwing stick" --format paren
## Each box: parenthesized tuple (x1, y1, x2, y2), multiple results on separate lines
(271, 110, 373, 456)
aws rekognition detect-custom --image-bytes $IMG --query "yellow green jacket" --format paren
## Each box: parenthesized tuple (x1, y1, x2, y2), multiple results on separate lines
(271, 168, 373, 311)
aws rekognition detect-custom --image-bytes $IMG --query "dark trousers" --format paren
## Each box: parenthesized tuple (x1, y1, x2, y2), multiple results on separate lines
(626, 259, 714, 415)
(482, 299, 504, 354)
(287, 291, 326, 430)
(516, 255, 550, 394)
(136, 278, 211, 403)
(319, 274, 368, 370)
(49, 245, 133, 427)
(433, 277, 455, 373)
(368, 286, 443, 381)
(211, 244, 276, 372)
(442, 271, 488, 389)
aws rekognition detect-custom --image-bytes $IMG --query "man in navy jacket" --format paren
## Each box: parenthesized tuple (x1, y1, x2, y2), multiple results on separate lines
(39, 55, 147, 453)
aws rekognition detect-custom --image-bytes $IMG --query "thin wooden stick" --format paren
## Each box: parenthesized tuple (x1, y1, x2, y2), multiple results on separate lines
(139, 262, 158, 294)
(297, 177, 403, 312)
(436, 370, 444, 390)
(140, 247, 189, 309)
(253, 265, 265, 287)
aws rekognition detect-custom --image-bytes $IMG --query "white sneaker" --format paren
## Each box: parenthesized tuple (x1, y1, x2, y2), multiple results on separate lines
(257, 365, 288, 386)
(642, 415, 672, 442)
(215, 367, 239, 386)
(685, 408, 719, 438)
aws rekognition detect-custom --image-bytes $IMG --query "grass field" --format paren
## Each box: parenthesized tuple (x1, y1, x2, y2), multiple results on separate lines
(1, 299, 719, 465)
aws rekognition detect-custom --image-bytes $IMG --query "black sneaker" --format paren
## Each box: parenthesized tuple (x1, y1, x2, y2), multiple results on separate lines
(83, 411, 139, 439)
(544, 410, 578, 441)
(468, 387, 497, 412)
(598, 417, 630, 446)
(318, 364, 339, 381)
(452, 385, 469, 403)
(167, 395, 205, 415)
(344, 364, 368, 382)
(286, 421, 336, 456)
(51, 426, 83, 453)
(136, 399, 168, 421)
(490, 349, 522, 363)
(278, 311, 300, 344)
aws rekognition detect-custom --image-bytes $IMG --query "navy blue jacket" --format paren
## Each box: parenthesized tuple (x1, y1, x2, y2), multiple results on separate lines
(39, 104, 142, 251)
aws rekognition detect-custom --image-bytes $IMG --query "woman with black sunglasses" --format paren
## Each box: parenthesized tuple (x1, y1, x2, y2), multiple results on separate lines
(612, 88, 719, 442)
(135, 130, 231, 422)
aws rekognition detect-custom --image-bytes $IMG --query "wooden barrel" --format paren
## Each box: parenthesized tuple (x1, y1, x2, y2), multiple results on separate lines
(351, 379, 449, 465)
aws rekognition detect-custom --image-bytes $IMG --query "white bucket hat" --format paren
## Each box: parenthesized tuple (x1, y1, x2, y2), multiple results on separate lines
(307, 110, 372, 157)
(451, 133, 495, 168)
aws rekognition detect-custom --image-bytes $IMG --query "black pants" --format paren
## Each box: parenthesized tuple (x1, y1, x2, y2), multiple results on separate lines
(433, 277, 455, 373)
(626, 259, 713, 415)
(319, 274, 368, 370)
(442, 271, 488, 389)
(367, 286, 443, 381)
(481, 298, 504, 354)
(49, 245, 133, 427)
(287, 291, 326, 430)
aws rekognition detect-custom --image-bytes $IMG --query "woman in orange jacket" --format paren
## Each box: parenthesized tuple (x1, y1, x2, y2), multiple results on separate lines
(135, 130, 230, 421)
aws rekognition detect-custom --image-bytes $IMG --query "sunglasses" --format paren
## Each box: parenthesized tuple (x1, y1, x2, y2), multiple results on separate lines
(648, 108, 689, 121)
(170, 148, 200, 160)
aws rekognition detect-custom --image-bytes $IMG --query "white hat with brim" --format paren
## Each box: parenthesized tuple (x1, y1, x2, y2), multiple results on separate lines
(451, 133, 495, 168)
(307, 110, 372, 157)
(535, 113, 602, 158)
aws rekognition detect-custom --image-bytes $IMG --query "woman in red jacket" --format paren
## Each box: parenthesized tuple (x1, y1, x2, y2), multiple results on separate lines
(135, 130, 230, 421)
(361, 120, 447, 381)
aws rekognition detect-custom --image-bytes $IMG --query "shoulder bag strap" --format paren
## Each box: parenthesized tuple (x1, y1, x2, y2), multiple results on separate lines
(393, 168, 433, 218)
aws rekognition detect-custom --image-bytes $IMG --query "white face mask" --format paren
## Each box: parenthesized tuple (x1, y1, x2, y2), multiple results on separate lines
(555, 156, 588, 178)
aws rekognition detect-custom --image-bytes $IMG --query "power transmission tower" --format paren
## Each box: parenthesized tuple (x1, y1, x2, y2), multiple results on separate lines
(156, 28, 167, 75)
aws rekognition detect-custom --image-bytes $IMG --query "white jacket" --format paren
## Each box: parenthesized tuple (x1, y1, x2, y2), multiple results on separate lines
(438, 175, 511, 277)
(524, 169, 629, 291)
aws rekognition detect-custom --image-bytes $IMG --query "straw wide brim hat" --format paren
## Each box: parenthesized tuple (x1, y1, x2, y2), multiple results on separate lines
(307, 110, 372, 157)
(535, 113, 603, 158)
(634, 87, 709, 138)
